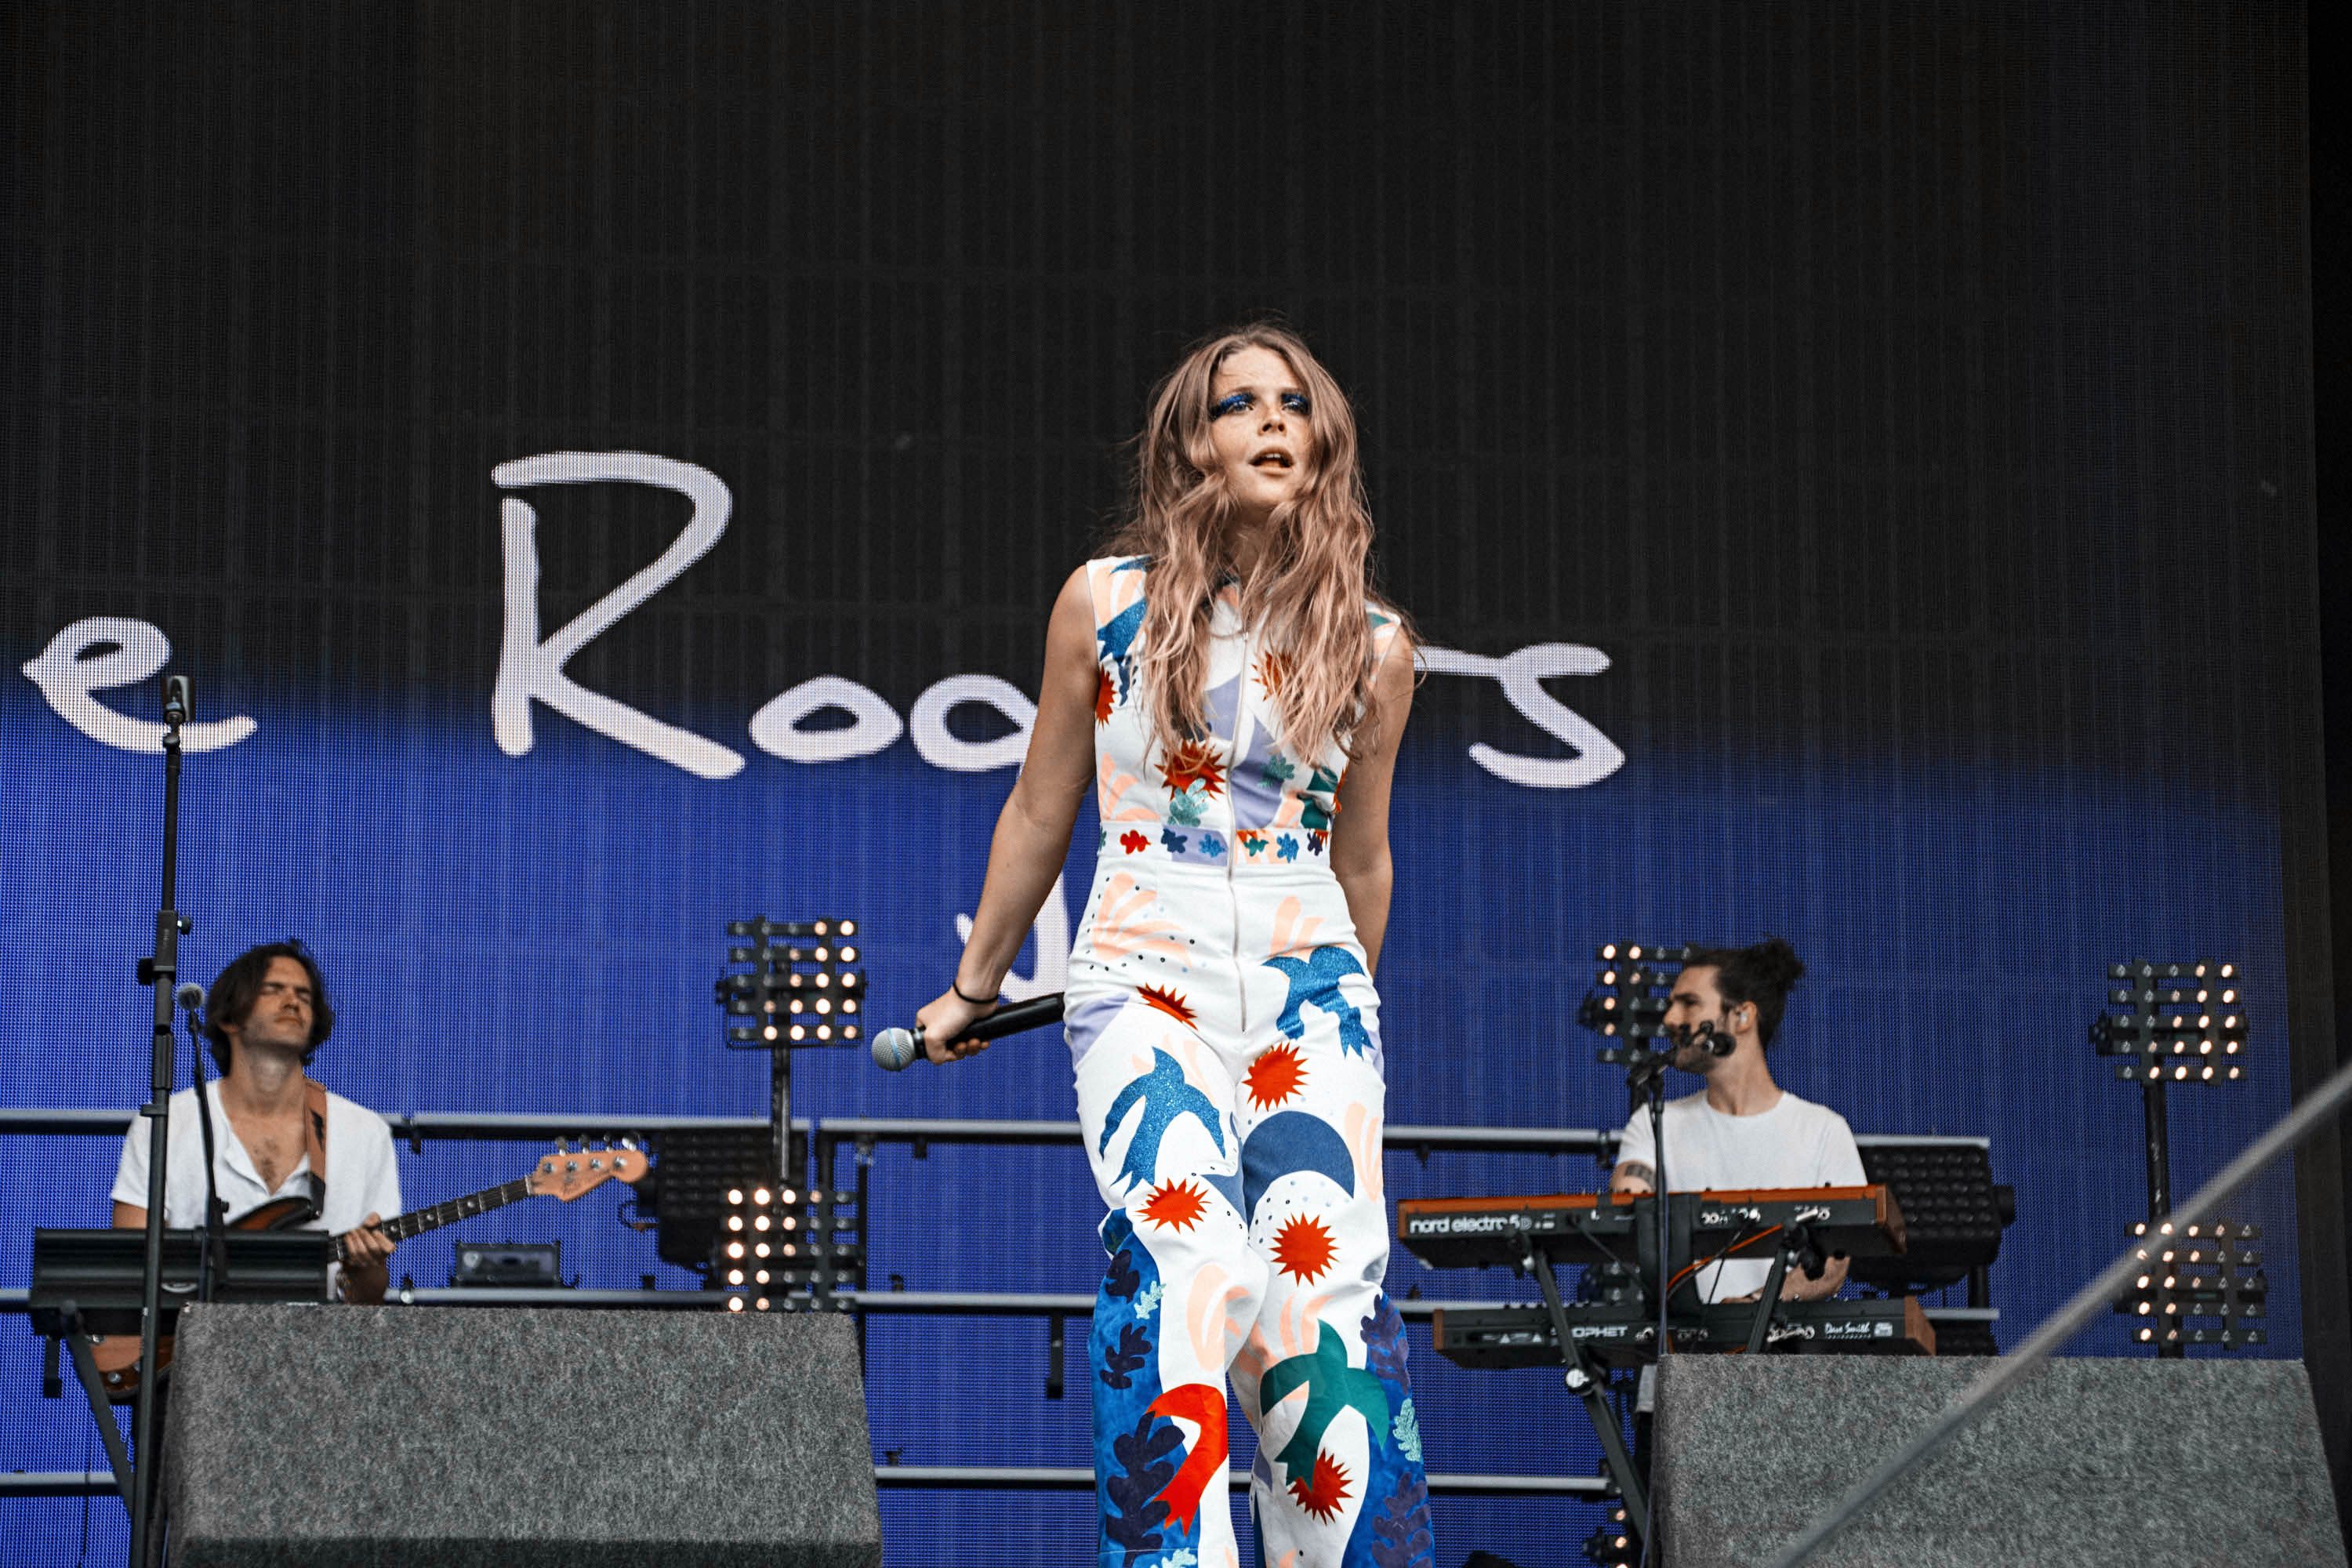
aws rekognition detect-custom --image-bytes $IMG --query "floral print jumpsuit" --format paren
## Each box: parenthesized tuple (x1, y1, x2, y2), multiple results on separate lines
(1066, 557, 1436, 1568)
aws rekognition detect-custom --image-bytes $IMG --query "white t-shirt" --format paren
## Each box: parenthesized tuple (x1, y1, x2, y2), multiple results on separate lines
(1613, 1088, 1867, 1302)
(112, 1080, 402, 1243)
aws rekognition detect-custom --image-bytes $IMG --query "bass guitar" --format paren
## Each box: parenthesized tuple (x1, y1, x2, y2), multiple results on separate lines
(89, 1139, 646, 1399)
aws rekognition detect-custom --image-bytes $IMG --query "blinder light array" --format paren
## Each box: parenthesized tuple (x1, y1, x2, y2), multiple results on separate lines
(1575, 942, 1697, 1063)
(718, 917, 864, 1046)
(1582, 1504, 1637, 1565)
(2090, 960, 2246, 1083)
(717, 1180, 862, 1314)
(2117, 1218, 2267, 1349)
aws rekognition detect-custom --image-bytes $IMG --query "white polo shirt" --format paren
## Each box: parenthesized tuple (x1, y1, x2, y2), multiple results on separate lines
(111, 1080, 402, 1240)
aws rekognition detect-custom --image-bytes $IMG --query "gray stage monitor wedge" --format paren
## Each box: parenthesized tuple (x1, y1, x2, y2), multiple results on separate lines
(163, 1303, 881, 1568)
(1654, 1356, 2345, 1566)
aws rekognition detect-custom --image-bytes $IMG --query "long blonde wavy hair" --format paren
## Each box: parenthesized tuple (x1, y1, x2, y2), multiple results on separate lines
(1105, 324, 1412, 769)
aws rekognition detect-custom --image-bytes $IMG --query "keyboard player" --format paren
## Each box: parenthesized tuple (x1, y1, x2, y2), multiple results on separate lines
(1609, 936, 1865, 1305)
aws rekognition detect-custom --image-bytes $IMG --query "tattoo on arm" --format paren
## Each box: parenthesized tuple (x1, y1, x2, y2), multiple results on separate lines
(1613, 1160, 1656, 1192)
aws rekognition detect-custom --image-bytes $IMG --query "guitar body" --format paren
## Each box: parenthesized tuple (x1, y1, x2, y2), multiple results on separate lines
(86, 1196, 324, 1400)
(225, 1195, 325, 1232)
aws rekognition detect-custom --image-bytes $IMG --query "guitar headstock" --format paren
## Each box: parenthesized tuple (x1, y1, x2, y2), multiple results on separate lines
(527, 1138, 650, 1200)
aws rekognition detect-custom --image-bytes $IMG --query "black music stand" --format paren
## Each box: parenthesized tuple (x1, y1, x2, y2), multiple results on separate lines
(30, 1229, 330, 1502)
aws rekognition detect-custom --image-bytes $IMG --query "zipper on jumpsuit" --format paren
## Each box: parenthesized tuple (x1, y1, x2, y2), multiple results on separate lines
(1225, 626, 1252, 1032)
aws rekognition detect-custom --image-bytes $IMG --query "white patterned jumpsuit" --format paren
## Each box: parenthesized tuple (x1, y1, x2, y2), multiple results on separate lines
(1066, 556, 1435, 1568)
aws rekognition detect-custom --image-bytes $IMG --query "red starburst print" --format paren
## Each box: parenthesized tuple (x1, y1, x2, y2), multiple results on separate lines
(1271, 1214, 1338, 1283)
(1094, 669, 1115, 724)
(1140, 1178, 1208, 1232)
(1287, 1452, 1352, 1523)
(1160, 739, 1227, 797)
(1138, 985, 1197, 1026)
(1245, 1041, 1307, 1109)
(1120, 829, 1149, 854)
(1255, 650, 1287, 697)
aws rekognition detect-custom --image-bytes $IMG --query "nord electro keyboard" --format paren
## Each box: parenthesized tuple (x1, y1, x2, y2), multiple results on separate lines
(1396, 1185, 1907, 1271)
(1432, 1293, 1936, 1370)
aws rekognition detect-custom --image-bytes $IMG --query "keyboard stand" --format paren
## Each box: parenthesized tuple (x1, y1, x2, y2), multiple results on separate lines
(1739, 1218, 1824, 1356)
(42, 1301, 133, 1501)
(1519, 1221, 1648, 1541)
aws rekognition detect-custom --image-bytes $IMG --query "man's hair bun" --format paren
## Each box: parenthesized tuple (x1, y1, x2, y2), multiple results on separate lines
(1746, 935, 1806, 995)
(1681, 935, 1806, 1051)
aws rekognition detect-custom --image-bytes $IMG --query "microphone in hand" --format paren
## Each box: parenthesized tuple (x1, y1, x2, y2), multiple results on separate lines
(872, 993, 1067, 1072)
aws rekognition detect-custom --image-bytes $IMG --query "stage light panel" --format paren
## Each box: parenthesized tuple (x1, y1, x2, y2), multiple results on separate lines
(717, 916, 868, 1053)
(2114, 1218, 2267, 1351)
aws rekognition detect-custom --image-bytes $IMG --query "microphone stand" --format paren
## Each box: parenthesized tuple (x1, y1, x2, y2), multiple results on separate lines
(129, 675, 194, 1568)
(1623, 1047, 1675, 1378)
(1618, 1029, 1695, 1568)
(184, 999, 228, 1303)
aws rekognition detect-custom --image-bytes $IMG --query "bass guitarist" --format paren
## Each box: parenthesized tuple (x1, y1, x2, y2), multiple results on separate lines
(111, 940, 400, 1302)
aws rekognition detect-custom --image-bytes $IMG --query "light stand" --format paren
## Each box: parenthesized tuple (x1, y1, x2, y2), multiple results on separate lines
(128, 675, 195, 1567)
(712, 918, 868, 1316)
(716, 916, 866, 1189)
(2090, 959, 2249, 1358)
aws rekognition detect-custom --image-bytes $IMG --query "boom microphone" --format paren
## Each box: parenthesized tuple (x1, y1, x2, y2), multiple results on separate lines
(1669, 1018, 1733, 1057)
(174, 982, 205, 1014)
(871, 993, 1067, 1072)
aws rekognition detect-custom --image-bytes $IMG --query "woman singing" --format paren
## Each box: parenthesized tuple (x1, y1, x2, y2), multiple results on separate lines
(916, 325, 1432, 1568)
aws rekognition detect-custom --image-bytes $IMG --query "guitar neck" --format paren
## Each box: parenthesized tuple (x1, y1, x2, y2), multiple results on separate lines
(335, 1178, 535, 1263)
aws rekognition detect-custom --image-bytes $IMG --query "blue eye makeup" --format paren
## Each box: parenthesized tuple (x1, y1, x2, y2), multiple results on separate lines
(1210, 390, 1312, 418)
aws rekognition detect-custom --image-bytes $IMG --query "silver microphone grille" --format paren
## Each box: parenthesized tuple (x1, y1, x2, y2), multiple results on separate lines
(871, 1026, 920, 1072)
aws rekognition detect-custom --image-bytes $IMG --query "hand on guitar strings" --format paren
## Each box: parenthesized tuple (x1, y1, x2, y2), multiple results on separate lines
(339, 1212, 394, 1303)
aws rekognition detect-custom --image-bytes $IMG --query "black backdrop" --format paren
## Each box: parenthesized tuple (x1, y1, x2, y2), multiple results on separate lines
(2, 5, 2339, 1563)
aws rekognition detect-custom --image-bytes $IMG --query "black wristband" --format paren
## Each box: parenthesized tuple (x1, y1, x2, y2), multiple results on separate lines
(952, 978, 998, 1006)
